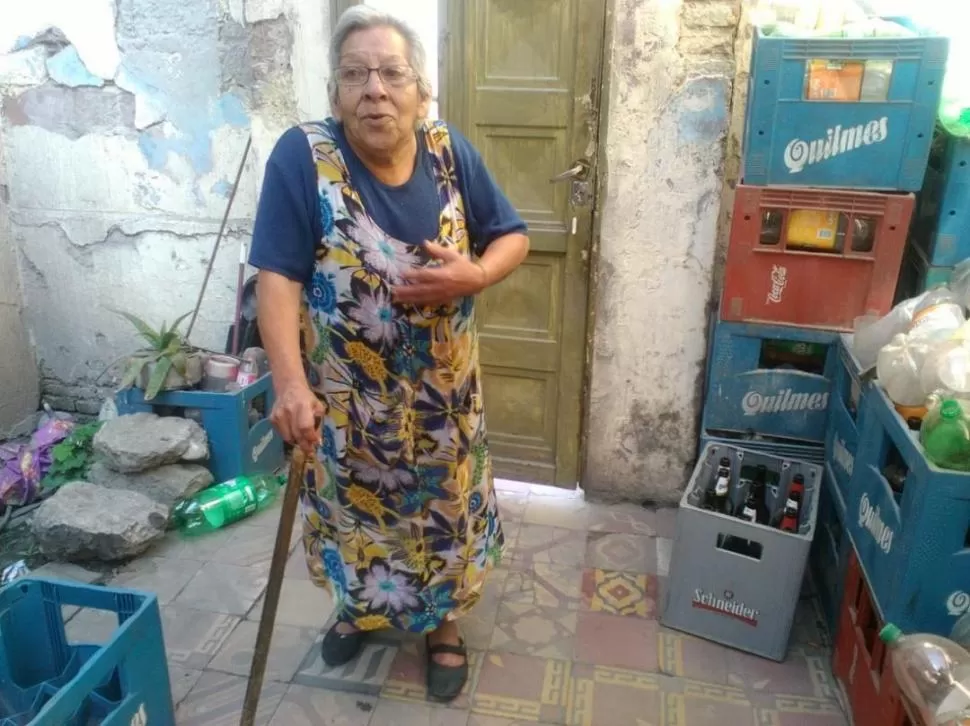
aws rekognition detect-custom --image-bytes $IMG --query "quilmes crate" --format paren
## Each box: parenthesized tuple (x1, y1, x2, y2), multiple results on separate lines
(809, 463, 851, 637)
(894, 239, 953, 303)
(0, 578, 174, 726)
(911, 130, 970, 267)
(116, 372, 283, 482)
(845, 383, 970, 636)
(720, 186, 915, 331)
(703, 317, 839, 444)
(742, 27, 948, 190)
(832, 549, 914, 726)
(662, 443, 821, 661)
(825, 334, 868, 505)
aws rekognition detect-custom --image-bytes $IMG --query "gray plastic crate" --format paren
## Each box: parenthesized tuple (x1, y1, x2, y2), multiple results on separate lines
(661, 442, 821, 661)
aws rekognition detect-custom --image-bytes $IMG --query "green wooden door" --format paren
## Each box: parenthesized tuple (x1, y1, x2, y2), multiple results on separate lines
(441, 0, 605, 486)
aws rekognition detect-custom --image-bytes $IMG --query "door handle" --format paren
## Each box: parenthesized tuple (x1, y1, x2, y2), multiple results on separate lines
(549, 160, 590, 183)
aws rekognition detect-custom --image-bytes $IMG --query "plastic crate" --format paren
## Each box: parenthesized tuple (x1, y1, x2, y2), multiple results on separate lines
(698, 427, 825, 463)
(831, 548, 914, 726)
(0, 577, 174, 726)
(810, 463, 851, 637)
(662, 443, 821, 661)
(845, 383, 970, 636)
(894, 239, 953, 303)
(912, 131, 970, 267)
(703, 317, 839, 443)
(742, 27, 948, 190)
(825, 335, 868, 506)
(721, 186, 915, 331)
(116, 372, 283, 483)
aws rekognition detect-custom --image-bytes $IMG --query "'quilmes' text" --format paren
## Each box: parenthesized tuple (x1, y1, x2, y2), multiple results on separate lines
(783, 117, 889, 174)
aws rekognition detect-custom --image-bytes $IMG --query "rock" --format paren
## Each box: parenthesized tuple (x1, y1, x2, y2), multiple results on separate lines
(93, 413, 209, 472)
(32, 482, 168, 562)
(88, 461, 213, 510)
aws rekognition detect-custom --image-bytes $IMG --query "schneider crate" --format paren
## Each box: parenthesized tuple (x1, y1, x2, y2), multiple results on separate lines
(721, 186, 914, 330)
(742, 27, 948, 190)
(703, 317, 838, 444)
(662, 443, 821, 661)
(844, 383, 970, 636)
(911, 130, 970, 267)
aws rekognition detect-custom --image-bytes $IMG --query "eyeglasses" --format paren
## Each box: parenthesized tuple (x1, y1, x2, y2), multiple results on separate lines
(335, 65, 416, 87)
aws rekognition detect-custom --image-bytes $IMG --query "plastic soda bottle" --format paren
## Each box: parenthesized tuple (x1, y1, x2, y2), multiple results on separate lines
(172, 474, 284, 534)
(920, 399, 970, 472)
(880, 623, 970, 725)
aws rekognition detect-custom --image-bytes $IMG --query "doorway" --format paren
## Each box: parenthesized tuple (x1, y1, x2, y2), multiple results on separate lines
(330, 0, 608, 489)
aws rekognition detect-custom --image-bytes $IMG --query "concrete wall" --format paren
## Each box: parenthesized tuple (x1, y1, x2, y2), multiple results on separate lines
(0, 0, 332, 412)
(583, 0, 742, 504)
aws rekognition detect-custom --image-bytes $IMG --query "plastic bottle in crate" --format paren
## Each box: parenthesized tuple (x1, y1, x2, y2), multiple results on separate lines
(880, 623, 970, 725)
(173, 473, 284, 534)
(920, 399, 970, 472)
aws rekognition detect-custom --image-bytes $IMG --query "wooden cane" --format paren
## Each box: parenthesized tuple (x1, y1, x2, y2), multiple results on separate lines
(239, 447, 308, 726)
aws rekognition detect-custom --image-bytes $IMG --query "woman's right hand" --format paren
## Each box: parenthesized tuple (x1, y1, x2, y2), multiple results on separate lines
(271, 382, 325, 454)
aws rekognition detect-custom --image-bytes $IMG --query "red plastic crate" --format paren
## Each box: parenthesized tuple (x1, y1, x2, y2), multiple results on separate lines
(832, 548, 916, 726)
(721, 186, 915, 331)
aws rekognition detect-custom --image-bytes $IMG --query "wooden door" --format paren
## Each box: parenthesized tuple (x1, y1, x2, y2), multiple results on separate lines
(441, 0, 605, 486)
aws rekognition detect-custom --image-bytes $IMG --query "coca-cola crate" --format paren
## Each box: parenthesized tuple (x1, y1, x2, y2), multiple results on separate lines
(832, 547, 914, 726)
(721, 186, 915, 331)
(911, 130, 970, 267)
(742, 27, 947, 191)
(662, 443, 821, 661)
(703, 317, 839, 443)
(845, 382, 970, 636)
(810, 463, 851, 637)
(825, 335, 868, 506)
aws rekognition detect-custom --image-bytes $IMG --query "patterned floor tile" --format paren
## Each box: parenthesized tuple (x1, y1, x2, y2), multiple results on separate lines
(653, 508, 678, 539)
(503, 561, 583, 610)
(725, 650, 839, 700)
(268, 684, 377, 725)
(111, 556, 204, 605)
(460, 569, 508, 650)
(382, 639, 483, 709)
(581, 569, 659, 618)
(574, 611, 658, 672)
(150, 523, 240, 560)
(585, 502, 657, 536)
(174, 561, 267, 616)
(584, 532, 657, 573)
(567, 663, 661, 726)
(468, 716, 560, 726)
(655, 537, 673, 578)
(293, 632, 399, 695)
(522, 497, 589, 531)
(176, 670, 286, 726)
(248, 576, 335, 628)
(657, 627, 730, 686)
(65, 607, 120, 644)
(161, 605, 240, 670)
(285, 546, 311, 580)
(511, 525, 587, 566)
(369, 699, 471, 726)
(208, 524, 282, 569)
(168, 666, 203, 708)
(490, 602, 577, 660)
(496, 490, 530, 524)
(207, 620, 317, 683)
(472, 652, 569, 724)
(747, 691, 849, 726)
(658, 673, 753, 726)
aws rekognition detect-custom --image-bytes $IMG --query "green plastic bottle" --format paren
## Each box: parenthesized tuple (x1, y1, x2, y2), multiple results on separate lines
(920, 399, 970, 472)
(172, 474, 284, 535)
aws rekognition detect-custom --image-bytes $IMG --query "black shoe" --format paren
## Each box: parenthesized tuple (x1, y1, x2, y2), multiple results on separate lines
(321, 622, 365, 667)
(425, 635, 468, 702)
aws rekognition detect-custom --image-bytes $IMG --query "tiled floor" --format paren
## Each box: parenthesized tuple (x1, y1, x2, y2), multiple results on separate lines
(68, 481, 849, 725)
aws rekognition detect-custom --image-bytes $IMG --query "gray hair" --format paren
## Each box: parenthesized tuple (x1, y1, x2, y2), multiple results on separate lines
(328, 6, 433, 110)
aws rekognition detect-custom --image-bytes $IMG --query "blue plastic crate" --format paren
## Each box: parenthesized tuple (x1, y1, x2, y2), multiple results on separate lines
(704, 318, 839, 444)
(912, 132, 970, 266)
(0, 578, 173, 726)
(844, 384, 970, 636)
(825, 335, 868, 506)
(742, 28, 948, 190)
(810, 463, 851, 636)
(895, 239, 954, 303)
(116, 372, 283, 482)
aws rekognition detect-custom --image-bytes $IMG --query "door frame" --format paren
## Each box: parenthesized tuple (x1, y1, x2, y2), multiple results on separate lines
(327, 0, 617, 488)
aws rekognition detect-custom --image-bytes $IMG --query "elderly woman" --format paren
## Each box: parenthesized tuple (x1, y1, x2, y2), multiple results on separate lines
(249, 5, 529, 702)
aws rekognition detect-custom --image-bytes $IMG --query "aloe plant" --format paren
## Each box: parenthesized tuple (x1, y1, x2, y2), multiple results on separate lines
(115, 310, 195, 400)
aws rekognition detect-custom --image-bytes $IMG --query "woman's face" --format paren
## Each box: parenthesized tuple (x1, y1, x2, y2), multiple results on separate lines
(334, 26, 429, 158)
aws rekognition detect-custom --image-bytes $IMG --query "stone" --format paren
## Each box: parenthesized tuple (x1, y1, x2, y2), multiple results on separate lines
(93, 413, 209, 473)
(88, 460, 213, 510)
(32, 482, 168, 562)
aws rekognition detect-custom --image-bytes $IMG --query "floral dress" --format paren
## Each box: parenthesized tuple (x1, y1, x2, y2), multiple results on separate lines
(297, 119, 505, 633)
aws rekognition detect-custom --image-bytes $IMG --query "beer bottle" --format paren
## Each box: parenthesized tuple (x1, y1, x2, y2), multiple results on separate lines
(708, 457, 732, 513)
(779, 496, 800, 532)
(751, 465, 771, 525)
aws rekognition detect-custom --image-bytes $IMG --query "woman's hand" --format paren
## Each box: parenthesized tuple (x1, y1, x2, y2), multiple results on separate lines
(392, 242, 487, 307)
(270, 381, 325, 454)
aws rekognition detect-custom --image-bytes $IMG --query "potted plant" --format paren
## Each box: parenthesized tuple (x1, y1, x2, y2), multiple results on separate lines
(116, 311, 204, 400)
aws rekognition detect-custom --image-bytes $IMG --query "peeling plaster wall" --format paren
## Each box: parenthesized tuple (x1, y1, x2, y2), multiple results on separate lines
(0, 0, 330, 411)
(584, 0, 741, 504)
